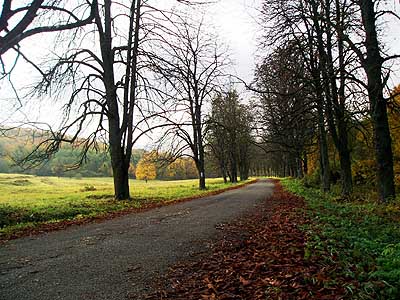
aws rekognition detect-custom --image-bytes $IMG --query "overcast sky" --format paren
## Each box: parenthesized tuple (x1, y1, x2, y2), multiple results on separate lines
(206, 0, 261, 82)
(0, 0, 263, 149)
(1, 0, 400, 148)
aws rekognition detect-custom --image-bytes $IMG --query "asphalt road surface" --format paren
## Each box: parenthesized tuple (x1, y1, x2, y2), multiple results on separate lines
(0, 179, 274, 300)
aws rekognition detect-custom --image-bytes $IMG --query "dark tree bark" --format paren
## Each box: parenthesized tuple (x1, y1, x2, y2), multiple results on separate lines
(97, 0, 142, 199)
(253, 40, 317, 181)
(309, 0, 351, 194)
(303, 151, 308, 175)
(229, 153, 238, 183)
(359, 0, 395, 201)
(24, 0, 146, 200)
(0, 0, 96, 57)
(197, 119, 206, 189)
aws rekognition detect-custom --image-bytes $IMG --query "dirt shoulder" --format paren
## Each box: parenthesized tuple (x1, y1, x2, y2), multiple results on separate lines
(0, 180, 273, 300)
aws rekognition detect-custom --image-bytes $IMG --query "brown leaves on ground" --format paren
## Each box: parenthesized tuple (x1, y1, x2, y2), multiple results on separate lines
(146, 180, 355, 300)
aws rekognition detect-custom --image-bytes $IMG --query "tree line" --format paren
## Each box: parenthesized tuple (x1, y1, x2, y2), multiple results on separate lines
(251, 0, 399, 201)
(1, 0, 399, 201)
(0, 131, 203, 180)
(0, 0, 236, 198)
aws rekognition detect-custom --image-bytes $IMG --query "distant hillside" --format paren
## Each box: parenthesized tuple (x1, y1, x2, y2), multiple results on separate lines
(0, 127, 145, 177)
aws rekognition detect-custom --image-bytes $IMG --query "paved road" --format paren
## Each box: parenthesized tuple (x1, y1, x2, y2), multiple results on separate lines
(0, 180, 274, 300)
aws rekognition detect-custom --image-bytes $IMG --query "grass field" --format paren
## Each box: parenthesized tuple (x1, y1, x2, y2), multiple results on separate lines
(0, 173, 253, 238)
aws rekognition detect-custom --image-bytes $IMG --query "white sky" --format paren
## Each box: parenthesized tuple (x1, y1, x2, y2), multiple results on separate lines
(206, 0, 261, 82)
(1, 0, 400, 149)
(0, 0, 263, 149)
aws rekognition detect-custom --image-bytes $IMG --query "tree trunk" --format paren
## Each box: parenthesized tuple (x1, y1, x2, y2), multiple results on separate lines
(230, 155, 238, 183)
(309, 0, 332, 191)
(111, 155, 130, 200)
(360, 0, 395, 201)
(240, 168, 249, 181)
(97, 0, 131, 200)
(239, 156, 249, 181)
(317, 101, 331, 192)
(337, 121, 353, 196)
(109, 124, 130, 200)
(334, 0, 353, 197)
(197, 119, 206, 190)
(296, 154, 303, 178)
(220, 162, 227, 183)
(198, 166, 206, 189)
(303, 152, 308, 176)
(228, 140, 238, 182)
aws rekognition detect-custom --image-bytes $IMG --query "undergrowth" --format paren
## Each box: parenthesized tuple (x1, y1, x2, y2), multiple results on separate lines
(282, 178, 400, 300)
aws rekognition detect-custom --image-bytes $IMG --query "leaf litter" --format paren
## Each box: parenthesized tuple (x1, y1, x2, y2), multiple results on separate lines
(145, 180, 357, 300)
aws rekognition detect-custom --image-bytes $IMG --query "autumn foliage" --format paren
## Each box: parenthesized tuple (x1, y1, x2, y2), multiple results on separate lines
(135, 154, 157, 181)
(146, 181, 353, 299)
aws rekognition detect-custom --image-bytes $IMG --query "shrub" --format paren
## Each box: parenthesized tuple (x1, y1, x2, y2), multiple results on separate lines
(80, 185, 97, 192)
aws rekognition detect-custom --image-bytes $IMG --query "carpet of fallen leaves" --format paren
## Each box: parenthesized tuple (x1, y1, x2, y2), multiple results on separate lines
(145, 180, 356, 300)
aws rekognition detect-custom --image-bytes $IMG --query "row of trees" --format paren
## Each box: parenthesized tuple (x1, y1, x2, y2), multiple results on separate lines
(0, 135, 202, 180)
(133, 151, 198, 181)
(207, 90, 253, 183)
(1, 0, 236, 199)
(1, 0, 398, 202)
(253, 0, 399, 201)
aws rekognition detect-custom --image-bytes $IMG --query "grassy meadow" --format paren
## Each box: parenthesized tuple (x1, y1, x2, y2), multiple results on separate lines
(0, 173, 252, 238)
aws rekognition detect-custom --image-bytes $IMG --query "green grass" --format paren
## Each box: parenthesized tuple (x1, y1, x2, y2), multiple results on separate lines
(282, 178, 400, 300)
(0, 174, 253, 237)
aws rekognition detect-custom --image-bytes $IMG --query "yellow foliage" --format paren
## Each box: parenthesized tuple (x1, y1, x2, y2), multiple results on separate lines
(350, 85, 400, 186)
(166, 160, 184, 178)
(304, 85, 400, 188)
(135, 159, 156, 181)
(306, 143, 319, 175)
(352, 159, 376, 185)
(166, 158, 197, 180)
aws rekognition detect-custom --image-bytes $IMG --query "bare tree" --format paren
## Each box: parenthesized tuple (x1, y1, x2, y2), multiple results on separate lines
(344, 0, 398, 201)
(258, 0, 398, 199)
(21, 0, 171, 200)
(0, 0, 97, 77)
(149, 16, 229, 189)
(3, 0, 220, 199)
(258, 0, 333, 190)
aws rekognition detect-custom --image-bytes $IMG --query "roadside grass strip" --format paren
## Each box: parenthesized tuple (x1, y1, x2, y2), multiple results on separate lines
(0, 174, 255, 240)
(282, 178, 400, 300)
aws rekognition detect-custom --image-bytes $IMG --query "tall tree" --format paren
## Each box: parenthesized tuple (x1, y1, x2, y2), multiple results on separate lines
(258, 0, 332, 189)
(323, 0, 399, 200)
(258, 0, 398, 198)
(150, 16, 228, 189)
(23, 0, 157, 199)
(308, 0, 355, 195)
(355, 0, 396, 201)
